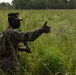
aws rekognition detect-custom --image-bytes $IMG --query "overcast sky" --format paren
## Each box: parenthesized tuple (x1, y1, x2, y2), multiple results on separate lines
(0, 0, 12, 3)
(0, 0, 70, 4)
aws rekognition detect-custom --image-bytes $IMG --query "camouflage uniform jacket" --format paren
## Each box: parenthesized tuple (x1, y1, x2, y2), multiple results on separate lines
(0, 26, 43, 74)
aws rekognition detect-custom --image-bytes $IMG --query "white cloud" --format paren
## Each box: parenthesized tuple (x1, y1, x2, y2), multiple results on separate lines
(0, 0, 12, 3)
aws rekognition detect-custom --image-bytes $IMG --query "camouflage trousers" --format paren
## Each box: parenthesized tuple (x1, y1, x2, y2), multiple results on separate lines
(0, 58, 24, 75)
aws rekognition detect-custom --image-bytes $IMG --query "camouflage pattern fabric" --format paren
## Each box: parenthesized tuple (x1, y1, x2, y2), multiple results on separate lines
(0, 26, 43, 75)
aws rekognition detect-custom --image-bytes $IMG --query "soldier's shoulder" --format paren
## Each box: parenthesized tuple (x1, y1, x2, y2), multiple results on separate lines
(6, 28, 22, 38)
(6, 27, 21, 33)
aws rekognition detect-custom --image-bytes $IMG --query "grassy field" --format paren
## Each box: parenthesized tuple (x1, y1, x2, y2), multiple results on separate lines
(0, 9, 76, 75)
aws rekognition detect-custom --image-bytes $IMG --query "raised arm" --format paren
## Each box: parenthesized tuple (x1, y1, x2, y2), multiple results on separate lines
(9, 21, 50, 43)
(24, 21, 51, 42)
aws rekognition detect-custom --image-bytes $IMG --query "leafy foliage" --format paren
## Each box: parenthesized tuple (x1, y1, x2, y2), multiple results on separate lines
(12, 0, 76, 9)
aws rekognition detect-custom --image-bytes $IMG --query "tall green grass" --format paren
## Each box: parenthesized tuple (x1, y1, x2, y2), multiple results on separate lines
(0, 10, 76, 75)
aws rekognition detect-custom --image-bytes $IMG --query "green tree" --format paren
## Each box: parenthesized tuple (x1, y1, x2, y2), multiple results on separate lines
(0, 2, 12, 9)
(12, 0, 76, 9)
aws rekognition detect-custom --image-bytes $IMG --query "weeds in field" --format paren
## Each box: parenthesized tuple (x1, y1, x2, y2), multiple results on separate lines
(0, 10, 76, 75)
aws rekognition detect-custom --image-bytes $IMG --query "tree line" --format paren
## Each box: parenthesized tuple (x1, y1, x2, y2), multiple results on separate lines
(0, 2, 12, 9)
(0, 0, 76, 10)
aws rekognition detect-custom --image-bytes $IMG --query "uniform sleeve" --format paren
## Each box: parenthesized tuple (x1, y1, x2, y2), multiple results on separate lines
(24, 28, 43, 42)
(9, 28, 43, 42)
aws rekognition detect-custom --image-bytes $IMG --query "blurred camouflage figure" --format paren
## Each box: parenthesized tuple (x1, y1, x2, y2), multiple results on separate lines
(0, 13, 50, 75)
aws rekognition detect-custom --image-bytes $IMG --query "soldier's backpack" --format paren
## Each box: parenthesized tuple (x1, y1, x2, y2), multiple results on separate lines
(0, 33, 4, 44)
(0, 32, 7, 55)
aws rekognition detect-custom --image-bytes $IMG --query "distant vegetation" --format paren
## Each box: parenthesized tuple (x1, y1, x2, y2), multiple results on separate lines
(0, 2, 12, 9)
(0, 0, 76, 9)
(0, 10, 76, 75)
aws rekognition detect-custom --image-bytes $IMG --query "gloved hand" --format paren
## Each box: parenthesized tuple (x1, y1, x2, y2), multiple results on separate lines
(41, 21, 51, 33)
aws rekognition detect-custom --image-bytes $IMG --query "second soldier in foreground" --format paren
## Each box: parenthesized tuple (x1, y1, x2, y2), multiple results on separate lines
(0, 13, 50, 75)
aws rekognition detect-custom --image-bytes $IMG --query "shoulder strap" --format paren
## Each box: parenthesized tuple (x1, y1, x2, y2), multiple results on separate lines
(0, 32, 5, 45)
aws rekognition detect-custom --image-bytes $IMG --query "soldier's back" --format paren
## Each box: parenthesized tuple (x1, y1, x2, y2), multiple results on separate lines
(0, 27, 23, 75)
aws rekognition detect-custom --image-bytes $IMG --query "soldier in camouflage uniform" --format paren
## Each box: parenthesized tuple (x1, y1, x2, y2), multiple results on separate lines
(0, 13, 50, 75)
